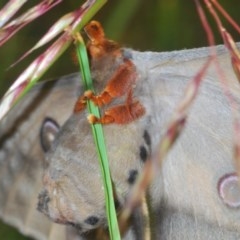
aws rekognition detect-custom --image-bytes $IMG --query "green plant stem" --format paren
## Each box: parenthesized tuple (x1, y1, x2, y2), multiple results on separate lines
(76, 35, 120, 240)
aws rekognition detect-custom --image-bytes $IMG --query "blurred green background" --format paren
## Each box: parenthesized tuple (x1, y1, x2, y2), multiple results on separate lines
(1, 0, 240, 96)
(0, 0, 240, 239)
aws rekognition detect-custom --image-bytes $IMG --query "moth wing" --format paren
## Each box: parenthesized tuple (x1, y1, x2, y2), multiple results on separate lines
(0, 73, 82, 240)
(141, 44, 240, 238)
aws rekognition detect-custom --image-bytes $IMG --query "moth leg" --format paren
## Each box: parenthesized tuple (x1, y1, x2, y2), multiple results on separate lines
(73, 95, 87, 113)
(85, 59, 138, 107)
(85, 21, 121, 59)
(88, 101, 145, 125)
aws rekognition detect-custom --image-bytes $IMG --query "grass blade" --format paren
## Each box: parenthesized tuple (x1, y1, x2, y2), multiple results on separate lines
(0, 0, 27, 28)
(0, 0, 107, 121)
(75, 34, 120, 240)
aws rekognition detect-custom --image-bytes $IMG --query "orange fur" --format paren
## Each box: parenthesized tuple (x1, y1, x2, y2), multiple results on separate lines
(74, 21, 145, 124)
(85, 21, 121, 59)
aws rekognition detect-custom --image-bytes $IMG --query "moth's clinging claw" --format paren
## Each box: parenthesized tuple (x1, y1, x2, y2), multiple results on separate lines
(73, 95, 87, 113)
(87, 101, 145, 125)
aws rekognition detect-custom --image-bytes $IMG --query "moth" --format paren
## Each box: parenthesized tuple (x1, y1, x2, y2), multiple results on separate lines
(73, 21, 145, 125)
(1, 21, 240, 239)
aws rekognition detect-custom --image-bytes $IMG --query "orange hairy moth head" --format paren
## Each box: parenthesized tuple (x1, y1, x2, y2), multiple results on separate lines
(84, 20, 105, 43)
(84, 21, 121, 59)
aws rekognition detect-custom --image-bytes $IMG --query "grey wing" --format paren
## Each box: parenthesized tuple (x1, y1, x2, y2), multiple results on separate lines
(135, 44, 240, 239)
(0, 73, 82, 240)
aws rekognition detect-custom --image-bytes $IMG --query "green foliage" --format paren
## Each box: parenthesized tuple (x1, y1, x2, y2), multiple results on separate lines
(1, 1, 240, 95)
(75, 35, 120, 240)
(0, 221, 32, 240)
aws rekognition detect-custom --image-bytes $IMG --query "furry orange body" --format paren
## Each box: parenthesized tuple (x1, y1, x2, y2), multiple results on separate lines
(74, 21, 145, 124)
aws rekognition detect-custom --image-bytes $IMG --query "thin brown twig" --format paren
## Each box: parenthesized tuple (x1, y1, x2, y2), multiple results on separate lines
(211, 0, 240, 34)
(199, 0, 240, 177)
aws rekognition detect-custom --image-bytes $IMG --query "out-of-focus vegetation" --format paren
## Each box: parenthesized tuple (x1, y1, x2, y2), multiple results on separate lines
(1, 0, 240, 96)
(0, 0, 240, 239)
